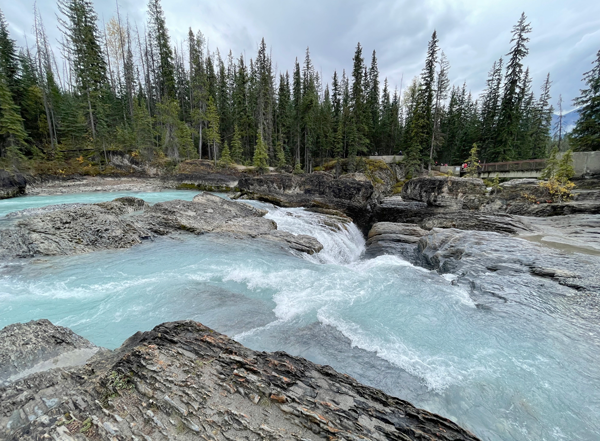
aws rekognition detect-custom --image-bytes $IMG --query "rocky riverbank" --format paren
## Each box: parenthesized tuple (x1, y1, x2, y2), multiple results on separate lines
(0, 319, 480, 441)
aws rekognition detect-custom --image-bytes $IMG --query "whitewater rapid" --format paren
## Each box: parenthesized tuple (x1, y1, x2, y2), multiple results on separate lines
(1, 191, 600, 441)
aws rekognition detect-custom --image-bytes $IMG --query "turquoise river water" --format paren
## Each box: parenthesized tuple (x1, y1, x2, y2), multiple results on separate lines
(1, 190, 599, 440)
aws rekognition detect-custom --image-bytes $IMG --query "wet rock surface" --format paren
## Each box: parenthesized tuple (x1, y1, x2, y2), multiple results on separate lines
(0, 193, 323, 259)
(0, 170, 27, 199)
(0, 320, 480, 441)
(365, 222, 428, 260)
(415, 228, 600, 294)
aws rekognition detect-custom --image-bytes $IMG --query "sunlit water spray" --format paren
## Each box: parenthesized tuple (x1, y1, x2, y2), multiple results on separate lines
(1, 191, 600, 440)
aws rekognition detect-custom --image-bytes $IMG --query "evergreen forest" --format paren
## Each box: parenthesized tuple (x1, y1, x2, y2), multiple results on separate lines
(0, 2, 599, 174)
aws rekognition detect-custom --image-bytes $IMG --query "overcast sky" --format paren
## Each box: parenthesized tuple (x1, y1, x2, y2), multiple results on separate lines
(4, 0, 600, 112)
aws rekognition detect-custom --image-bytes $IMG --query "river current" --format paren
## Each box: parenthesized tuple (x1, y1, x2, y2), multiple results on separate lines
(1, 190, 599, 441)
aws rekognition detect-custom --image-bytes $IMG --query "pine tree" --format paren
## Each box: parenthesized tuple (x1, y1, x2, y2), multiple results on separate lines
(464, 144, 479, 178)
(348, 42, 369, 168)
(219, 141, 231, 166)
(230, 124, 242, 163)
(429, 51, 450, 167)
(58, 0, 110, 142)
(0, 9, 20, 101)
(147, 0, 175, 99)
(418, 30, 439, 165)
(275, 139, 286, 168)
(571, 49, 600, 151)
(530, 73, 553, 158)
(479, 58, 503, 161)
(0, 71, 28, 159)
(367, 50, 380, 151)
(253, 131, 269, 173)
(494, 13, 532, 161)
(205, 95, 220, 165)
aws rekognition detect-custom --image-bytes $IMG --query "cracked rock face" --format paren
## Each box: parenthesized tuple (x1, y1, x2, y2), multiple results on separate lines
(0, 193, 324, 258)
(401, 177, 487, 210)
(0, 320, 480, 440)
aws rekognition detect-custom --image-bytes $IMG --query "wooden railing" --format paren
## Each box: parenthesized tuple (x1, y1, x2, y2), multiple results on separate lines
(478, 159, 546, 173)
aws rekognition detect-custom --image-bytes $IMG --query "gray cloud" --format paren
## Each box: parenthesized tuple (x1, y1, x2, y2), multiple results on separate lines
(4, 0, 599, 111)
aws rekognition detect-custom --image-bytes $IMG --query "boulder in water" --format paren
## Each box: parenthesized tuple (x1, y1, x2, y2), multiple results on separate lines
(0, 194, 324, 259)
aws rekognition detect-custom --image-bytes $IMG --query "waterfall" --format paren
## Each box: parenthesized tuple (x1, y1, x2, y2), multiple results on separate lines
(264, 206, 366, 265)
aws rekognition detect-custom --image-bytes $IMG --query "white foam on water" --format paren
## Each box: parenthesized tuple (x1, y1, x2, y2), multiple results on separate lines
(265, 206, 365, 265)
(316, 309, 486, 392)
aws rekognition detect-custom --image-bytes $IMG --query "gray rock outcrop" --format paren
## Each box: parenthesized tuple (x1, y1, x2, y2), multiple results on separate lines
(237, 172, 378, 231)
(0, 319, 480, 440)
(365, 222, 428, 260)
(415, 228, 600, 294)
(0, 194, 323, 259)
(0, 170, 27, 199)
(372, 197, 531, 236)
(401, 176, 487, 210)
(0, 320, 100, 386)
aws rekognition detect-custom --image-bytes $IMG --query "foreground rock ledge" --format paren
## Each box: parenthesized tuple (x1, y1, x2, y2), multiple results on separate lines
(0, 320, 479, 440)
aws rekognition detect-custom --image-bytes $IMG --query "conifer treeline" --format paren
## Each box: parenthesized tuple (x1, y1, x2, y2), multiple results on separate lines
(0, 4, 561, 170)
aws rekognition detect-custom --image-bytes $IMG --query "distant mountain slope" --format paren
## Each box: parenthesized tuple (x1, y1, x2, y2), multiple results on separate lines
(552, 109, 580, 134)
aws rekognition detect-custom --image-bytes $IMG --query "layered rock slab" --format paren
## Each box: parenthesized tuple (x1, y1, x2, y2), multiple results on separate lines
(0, 320, 480, 440)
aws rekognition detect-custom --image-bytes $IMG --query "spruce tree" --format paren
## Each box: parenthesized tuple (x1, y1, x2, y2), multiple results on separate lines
(205, 95, 220, 165)
(58, 0, 110, 142)
(147, 0, 175, 99)
(348, 42, 369, 168)
(429, 51, 450, 167)
(292, 59, 302, 165)
(530, 73, 553, 158)
(464, 144, 479, 178)
(571, 49, 600, 151)
(219, 141, 231, 166)
(479, 58, 503, 161)
(540, 146, 559, 180)
(0, 9, 20, 101)
(253, 132, 269, 173)
(418, 30, 439, 164)
(494, 13, 532, 161)
(0, 72, 28, 159)
(367, 50, 380, 151)
(275, 139, 286, 168)
(230, 124, 242, 163)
